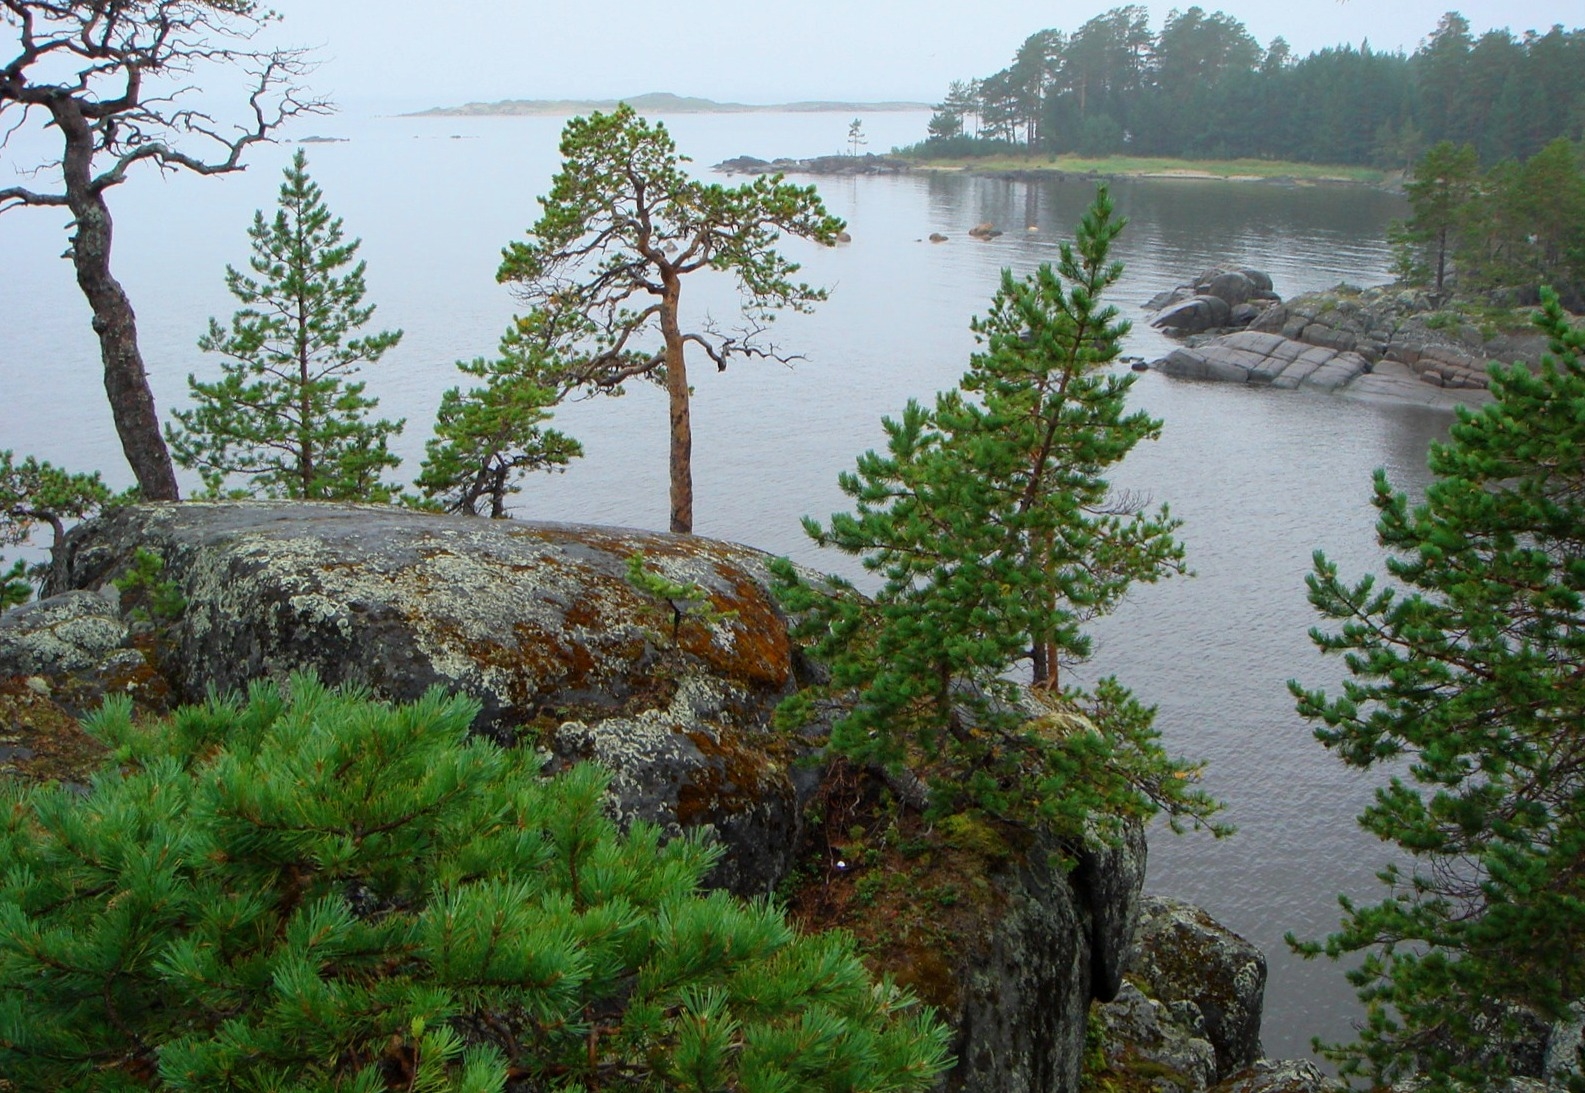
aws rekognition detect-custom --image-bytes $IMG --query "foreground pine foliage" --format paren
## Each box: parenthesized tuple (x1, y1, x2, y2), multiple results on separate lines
(1292, 290, 1585, 1089)
(0, 676, 950, 1091)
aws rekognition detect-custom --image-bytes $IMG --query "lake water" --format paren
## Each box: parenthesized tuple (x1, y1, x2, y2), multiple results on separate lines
(2, 107, 1444, 1062)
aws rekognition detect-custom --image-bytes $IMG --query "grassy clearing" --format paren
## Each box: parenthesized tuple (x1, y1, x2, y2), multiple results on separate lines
(902, 152, 1390, 184)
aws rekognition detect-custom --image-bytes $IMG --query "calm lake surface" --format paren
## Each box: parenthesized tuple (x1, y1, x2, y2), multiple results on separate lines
(2, 108, 1445, 1061)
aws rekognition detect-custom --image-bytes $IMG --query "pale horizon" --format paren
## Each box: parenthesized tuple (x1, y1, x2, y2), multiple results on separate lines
(262, 2, 1580, 113)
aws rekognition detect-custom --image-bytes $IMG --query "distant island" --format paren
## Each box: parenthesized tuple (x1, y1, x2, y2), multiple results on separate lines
(406, 91, 930, 117)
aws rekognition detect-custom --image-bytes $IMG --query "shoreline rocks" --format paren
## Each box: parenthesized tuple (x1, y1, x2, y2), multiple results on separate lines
(1155, 330, 1370, 392)
(28, 504, 1572, 1090)
(1092, 896, 1335, 1093)
(1143, 277, 1565, 406)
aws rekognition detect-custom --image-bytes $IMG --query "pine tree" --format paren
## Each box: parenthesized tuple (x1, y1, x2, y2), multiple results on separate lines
(1290, 290, 1585, 1090)
(0, 450, 119, 602)
(1391, 140, 1479, 294)
(773, 188, 1221, 838)
(167, 149, 404, 501)
(415, 311, 583, 517)
(497, 104, 845, 533)
(0, 676, 953, 1091)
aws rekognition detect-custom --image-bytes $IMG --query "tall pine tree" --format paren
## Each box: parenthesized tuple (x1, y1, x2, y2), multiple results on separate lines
(1291, 290, 1585, 1090)
(167, 150, 404, 501)
(774, 189, 1219, 838)
(1392, 140, 1480, 294)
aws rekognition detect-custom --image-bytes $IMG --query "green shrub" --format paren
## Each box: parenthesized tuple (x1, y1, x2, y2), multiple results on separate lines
(0, 676, 951, 1091)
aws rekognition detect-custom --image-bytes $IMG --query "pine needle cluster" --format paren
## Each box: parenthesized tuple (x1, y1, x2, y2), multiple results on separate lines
(0, 676, 951, 1091)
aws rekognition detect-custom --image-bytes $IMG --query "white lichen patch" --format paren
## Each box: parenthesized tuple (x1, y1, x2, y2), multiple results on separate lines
(555, 709, 697, 838)
(0, 595, 130, 674)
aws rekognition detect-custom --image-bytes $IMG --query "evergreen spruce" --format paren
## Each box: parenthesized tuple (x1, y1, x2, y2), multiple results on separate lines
(0, 676, 952, 1091)
(167, 150, 404, 501)
(1290, 290, 1585, 1089)
(773, 189, 1222, 838)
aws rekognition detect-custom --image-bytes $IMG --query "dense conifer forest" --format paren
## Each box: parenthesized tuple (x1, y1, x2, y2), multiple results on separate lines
(916, 7, 1585, 167)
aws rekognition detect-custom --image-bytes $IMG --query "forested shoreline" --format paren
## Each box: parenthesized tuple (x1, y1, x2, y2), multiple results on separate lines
(913, 7, 1585, 167)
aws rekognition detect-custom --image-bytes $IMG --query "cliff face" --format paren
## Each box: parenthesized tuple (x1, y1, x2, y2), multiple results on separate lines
(22, 501, 1151, 1092)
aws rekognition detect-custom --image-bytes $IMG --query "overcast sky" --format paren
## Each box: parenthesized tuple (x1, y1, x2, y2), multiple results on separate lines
(259, 1, 1580, 111)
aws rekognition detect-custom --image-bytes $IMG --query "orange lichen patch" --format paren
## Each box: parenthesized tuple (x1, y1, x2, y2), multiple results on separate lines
(676, 727, 791, 828)
(0, 678, 109, 785)
(782, 761, 1015, 1015)
(675, 571, 792, 690)
(518, 526, 795, 692)
(562, 589, 617, 632)
(516, 524, 676, 559)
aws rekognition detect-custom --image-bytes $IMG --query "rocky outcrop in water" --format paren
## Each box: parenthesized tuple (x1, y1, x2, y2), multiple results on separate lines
(15, 500, 1171, 1093)
(1147, 268, 1281, 335)
(1128, 897, 1268, 1079)
(715, 152, 911, 176)
(1155, 330, 1370, 391)
(1149, 281, 1559, 404)
(1093, 896, 1266, 1085)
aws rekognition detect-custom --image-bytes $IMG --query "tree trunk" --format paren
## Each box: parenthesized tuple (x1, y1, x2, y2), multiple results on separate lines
(661, 276, 693, 534)
(1031, 640, 1059, 691)
(57, 103, 180, 501)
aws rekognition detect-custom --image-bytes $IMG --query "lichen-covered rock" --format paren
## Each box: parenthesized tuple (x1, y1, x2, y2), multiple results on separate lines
(1211, 1059, 1337, 1093)
(1075, 820, 1148, 1001)
(44, 501, 1164, 1090)
(1405, 997, 1585, 1088)
(1547, 1002, 1585, 1085)
(952, 842, 1093, 1093)
(1094, 981, 1219, 1092)
(0, 590, 137, 678)
(50, 502, 803, 897)
(1, 590, 170, 782)
(1129, 896, 1267, 1082)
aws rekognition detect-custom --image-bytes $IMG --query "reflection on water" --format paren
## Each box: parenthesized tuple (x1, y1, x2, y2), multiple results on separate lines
(2, 108, 1449, 1062)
